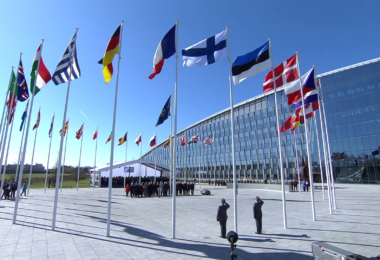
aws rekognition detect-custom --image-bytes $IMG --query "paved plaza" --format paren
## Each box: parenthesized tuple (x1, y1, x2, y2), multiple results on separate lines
(0, 183, 379, 259)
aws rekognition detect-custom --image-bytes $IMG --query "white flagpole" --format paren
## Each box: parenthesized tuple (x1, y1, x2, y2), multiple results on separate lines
(169, 94, 173, 195)
(227, 26, 239, 232)
(296, 53, 316, 221)
(139, 132, 142, 184)
(199, 137, 201, 189)
(27, 107, 40, 195)
(77, 124, 84, 191)
(51, 29, 78, 230)
(0, 66, 17, 193)
(319, 81, 337, 209)
(106, 21, 124, 237)
(314, 116, 325, 200)
(185, 134, 187, 182)
(172, 20, 179, 239)
(93, 126, 98, 190)
(124, 132, 127, 189)
(44, 114, 55, 193)
(60, 128, 69, 192)
(0, 68, 14, 151)
(154, 134, 157, 183)
(269, 39, 287, 228)
(13, 41, 44, 224)
(0, 105, 16, 193)
(293, 130, 301, 193)
(15, 125, 25, 182)
(318, 109, 333, 215)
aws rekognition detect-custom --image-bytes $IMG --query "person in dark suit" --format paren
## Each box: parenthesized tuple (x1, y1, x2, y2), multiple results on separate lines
(253, 196, 264, 234)
(217, 198, 230, 238)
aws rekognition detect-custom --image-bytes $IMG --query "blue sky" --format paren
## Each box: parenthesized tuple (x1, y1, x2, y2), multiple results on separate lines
(0, 0, 379, 170)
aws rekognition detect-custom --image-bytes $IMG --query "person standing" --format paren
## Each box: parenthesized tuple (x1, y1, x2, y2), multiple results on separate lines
(253, 196, 264, 234)
(125, 184, 130, 197)
(20, 183, 27, 196)
(293, 179, 298, 192)
(303, 179, 307, 192)
(158, 182, 163, 198)
(216, 198, 230, 238)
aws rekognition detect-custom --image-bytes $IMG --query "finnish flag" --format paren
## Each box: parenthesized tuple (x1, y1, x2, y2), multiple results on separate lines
(182, 29, 227, 67)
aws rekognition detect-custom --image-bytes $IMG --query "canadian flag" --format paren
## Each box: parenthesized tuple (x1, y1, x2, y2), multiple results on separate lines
(263, 53, 298, 92)
(93, 127, 98, 140)
(181, 134, 186, 146)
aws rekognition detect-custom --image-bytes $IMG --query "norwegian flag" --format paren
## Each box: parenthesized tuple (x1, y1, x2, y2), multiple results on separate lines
(180, 134, 186, 146)
(16, 59, 29, 102)
(33, 109, 41, 130)
(204, 134, 214, 147)
(263, 53, 298, 92)
(76, 123, 84, 139)
(188, 133, 200, 144)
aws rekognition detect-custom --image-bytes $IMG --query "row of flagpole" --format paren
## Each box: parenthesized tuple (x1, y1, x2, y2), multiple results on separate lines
(0, 21, 339, 240)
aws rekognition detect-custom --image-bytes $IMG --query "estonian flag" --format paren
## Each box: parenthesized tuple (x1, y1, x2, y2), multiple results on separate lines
(232, 41, 272, 85)
(156, 95, 171, 127)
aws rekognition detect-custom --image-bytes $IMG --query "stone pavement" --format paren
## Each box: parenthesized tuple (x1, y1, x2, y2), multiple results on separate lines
(0, 183, 379, 259)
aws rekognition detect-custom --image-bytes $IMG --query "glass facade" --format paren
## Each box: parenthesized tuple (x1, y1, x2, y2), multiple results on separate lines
(317, 58, 380, 183)
(142, 58, 380, 184)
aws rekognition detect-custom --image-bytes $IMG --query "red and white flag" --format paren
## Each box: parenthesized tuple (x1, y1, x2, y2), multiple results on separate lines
(106, 132, 112, 144)
(76, 123, 84, 139)
(135, 133, 142, 146)
(263, 53, 298, 92)
(180, 134, 186, 146)
(93, 127, 98, 140)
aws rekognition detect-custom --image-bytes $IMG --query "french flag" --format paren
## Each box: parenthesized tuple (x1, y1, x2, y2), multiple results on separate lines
(284, 67, 316, 105)
(150, 134, 157, 147)
(149, 24, 176, 79)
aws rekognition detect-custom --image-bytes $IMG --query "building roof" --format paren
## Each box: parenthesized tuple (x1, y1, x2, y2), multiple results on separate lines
(317, 57, 380, 78)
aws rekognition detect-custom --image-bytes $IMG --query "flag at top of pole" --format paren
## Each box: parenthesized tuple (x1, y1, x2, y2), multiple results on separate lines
(30, 44, 52, 95)
(93, 127, 98, 140)
(188, 133, 199, 144)
(98, 25, 121, 84)
(263, 53, 298, 92)
(204, 134, 214, 147)
(16, 59, 29, 102)
(32, 108, 40, 130)
(135, 133, 142, 146)
(149, 25, 176, 79)
(52, 31, 81, 85)
(59, 119, 69, 136)
(76, 123, 84, 139)
(150, 134, 157, 147)
(118, 132, 127, 146)
(180, 134, 186, 146)
(106, 131, 112, 144)
(156, 95, 171, 127)
(6, 71, 17, 124)
(164, 136, 171, 148)
(284, 67, 316, 105)
(182, 29, 227, 67)
(231, 41, 272, 86)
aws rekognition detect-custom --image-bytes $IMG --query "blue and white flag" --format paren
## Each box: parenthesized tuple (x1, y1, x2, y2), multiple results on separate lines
(182, 29, 227, 67)
(20, 100, 29, 131)
(232, 41, 272, 85)
(52, 31, 81, 85)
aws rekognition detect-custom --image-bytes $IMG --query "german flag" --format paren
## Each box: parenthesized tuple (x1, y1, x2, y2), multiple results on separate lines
(59, 119, 69, 136)
(164, 136, 171, 148)
(118, 132, 127, 146)
(99, 25, 121, 84)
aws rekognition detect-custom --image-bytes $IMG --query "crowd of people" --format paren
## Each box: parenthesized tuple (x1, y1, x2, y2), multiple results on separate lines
(100, 176, 170, 187)
(124, 181, 196, 197)
(1, 180, 27, 200)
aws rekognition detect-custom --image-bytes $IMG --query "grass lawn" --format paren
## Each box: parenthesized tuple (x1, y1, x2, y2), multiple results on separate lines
(3, 173, 91, 189)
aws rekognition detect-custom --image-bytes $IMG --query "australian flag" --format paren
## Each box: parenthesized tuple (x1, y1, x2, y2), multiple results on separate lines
(17, 59, 29, 102)
(156, 95, 171, 127)
(52, 31, 81, 85)
(182, 29, 227, 67)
